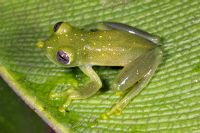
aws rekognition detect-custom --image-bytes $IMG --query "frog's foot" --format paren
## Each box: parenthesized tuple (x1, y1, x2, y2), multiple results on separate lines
(49, 87, 75, 100)
(57, 65, 103, 113)
(59, 98, 72, 112)
(101, 104, 122, 119)
(58, 89, 80, 112)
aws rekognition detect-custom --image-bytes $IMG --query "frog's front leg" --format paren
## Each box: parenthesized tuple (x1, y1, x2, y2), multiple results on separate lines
(59, 65, 102, 112)
(102, 47, 162, 119)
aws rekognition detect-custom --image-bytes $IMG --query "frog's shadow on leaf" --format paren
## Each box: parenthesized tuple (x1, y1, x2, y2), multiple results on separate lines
(96, 66, 122, 93)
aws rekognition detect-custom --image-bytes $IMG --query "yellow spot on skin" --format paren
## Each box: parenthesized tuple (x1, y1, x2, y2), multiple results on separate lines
(81, 38, 85, 41)
(37, 40, 44, 48)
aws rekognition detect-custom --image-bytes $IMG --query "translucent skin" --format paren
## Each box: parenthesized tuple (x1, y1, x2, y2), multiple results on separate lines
(38, 22, 163, 119)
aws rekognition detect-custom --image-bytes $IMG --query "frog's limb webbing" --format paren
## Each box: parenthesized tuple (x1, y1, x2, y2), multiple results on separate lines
(59, 65, 102, 112)
(102, 47, 162, 119)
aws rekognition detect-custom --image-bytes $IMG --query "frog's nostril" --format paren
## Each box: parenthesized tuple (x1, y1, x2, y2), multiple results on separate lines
(54, 22, 63, 32)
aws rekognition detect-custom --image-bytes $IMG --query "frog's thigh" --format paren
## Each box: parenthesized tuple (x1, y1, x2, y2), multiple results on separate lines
(83, 22, 160, 44)
(60, 65, 102, 112)
(113, 47, 162, 92)
(104, 48, 162, 117)
(104, 22, 161, 44)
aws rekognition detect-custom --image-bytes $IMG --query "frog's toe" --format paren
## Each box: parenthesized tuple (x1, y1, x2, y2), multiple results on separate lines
(49, 87, 76, 100)
(101, 113, 109, 119)
(58, 90, 81, 112)
(59, 98, 72, 112)
(101, 105, 123, 119)
(59, 105, 67, 113)
(49, 92, 60, 100)
(109, 105, 122, 116)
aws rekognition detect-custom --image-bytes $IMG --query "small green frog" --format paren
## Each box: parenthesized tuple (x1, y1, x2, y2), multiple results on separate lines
(37, 22, 162, 119)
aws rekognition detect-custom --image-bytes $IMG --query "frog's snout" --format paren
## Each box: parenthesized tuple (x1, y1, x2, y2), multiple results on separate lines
(36, 39, 45, 49)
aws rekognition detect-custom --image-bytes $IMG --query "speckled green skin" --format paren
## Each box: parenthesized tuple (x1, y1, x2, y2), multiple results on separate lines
(39, 22, 162, 118)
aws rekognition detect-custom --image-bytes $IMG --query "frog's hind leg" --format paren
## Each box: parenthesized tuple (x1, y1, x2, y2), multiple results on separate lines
(59, 65, 102, 112)
(102, 47, 162, 119)
(104, 22, 161, 44)
(81, 22, 111, 31)
(83, 22, 161, 44)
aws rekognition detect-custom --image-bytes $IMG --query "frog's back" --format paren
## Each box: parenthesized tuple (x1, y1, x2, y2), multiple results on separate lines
(83, 30, 156, 66)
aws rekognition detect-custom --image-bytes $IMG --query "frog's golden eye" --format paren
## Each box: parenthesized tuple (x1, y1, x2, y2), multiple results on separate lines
(54, 22, 63, 32)
(57, 50, 70, 64)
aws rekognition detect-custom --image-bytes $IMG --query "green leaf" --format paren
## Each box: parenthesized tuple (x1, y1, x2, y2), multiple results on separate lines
(0, 78, 48, 133)
(1, 0, 200, 132)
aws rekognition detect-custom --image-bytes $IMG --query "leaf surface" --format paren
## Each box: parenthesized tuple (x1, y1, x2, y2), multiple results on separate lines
(0, 78, 48, 133)
(0, 0, 200, 132)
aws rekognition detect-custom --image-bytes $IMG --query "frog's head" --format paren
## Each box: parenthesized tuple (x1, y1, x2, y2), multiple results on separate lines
(37, 22, 79, 67)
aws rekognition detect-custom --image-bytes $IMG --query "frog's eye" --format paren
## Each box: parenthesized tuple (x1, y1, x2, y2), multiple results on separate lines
(54, 22, 63, 32)
(57, 50, 70, 64)
(54, 22, 71, 34)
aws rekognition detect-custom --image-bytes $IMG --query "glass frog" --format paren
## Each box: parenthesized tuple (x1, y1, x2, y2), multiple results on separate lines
(37, 22, 163, 119)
